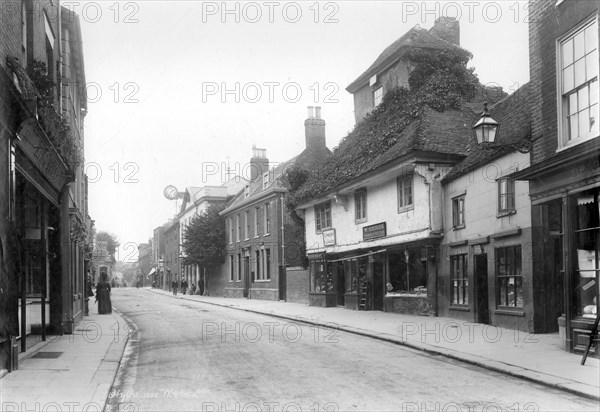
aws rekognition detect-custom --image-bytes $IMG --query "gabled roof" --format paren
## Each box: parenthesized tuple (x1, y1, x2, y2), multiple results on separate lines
(222, 144, 331, 215)
(293, 84, 505, 206)
(443, 83, 533, 183)
(346, 25, 463, 93)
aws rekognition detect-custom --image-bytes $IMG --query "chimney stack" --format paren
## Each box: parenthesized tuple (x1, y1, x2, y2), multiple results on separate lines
(250, 144, 269, 181)
(429, 16, 460, 46)
(304, 106, 326, 149)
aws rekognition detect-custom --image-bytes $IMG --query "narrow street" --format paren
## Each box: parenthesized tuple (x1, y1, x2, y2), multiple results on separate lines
(110, 289, 597, 412)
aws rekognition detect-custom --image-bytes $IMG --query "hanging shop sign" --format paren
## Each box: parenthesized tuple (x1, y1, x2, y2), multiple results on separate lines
(16, 118, 69, 192)
(363, 222, 387, 241)
(322, 229, 336, 246)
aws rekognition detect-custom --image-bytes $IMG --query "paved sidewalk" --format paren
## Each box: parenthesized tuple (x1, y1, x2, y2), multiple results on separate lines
(152, 288, 600, 400)
(0, 304, 131, 411)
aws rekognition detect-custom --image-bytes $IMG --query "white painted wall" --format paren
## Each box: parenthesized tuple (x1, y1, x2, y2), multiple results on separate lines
(303, 173, 433, 253)
(442, 152, 531, 243)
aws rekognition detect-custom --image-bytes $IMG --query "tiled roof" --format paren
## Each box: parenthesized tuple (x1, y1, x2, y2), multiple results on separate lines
(223, 144, 331, 214)
(347, 26, 463, 93)
(293, 83, 506, 204)
(443, 83, 533, 182)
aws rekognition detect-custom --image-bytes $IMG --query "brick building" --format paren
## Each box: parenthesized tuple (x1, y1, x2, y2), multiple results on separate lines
(0, 1, 90, 371)
(514, 0, 599, 351)
(214, 107, 331, 301)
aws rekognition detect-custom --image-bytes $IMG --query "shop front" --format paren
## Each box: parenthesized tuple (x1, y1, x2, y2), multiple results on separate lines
(514, 146, 600, 353)
(307, 239, 438, 315)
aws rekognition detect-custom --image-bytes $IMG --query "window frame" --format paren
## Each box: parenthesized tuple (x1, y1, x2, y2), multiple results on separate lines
(354, 189, 367, 223)
(244, 210, 250, 240)
(557, 16, 599, 149)
(452, 194, 466, 229)
(450, 254, 469, 306)
(397, 175, 414, 212)
(498, 177, 516, 214)
(264, 202, 271, 235)
(254, 206, 260, 238)
(373, 86, 383, 107)
(495, 245, 523, 309)
(314, 201, 332, 233)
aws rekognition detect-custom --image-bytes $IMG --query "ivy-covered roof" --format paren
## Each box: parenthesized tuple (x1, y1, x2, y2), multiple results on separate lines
(443, 83, 533, 183)
(347, 25, 462, 93)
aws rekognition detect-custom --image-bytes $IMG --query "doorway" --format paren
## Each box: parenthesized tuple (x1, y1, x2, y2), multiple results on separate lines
(372, 257, 384, 311)
(335, 262, 345, 306)
(243, 256, 250, 298)
(474, 254, 489, 324)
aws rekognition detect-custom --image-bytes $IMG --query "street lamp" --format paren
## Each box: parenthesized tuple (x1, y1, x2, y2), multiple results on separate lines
(472, 102, 530, 154)
(473, 102, 499, 144)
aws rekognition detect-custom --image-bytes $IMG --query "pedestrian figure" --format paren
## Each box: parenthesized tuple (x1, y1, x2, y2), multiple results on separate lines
(172, 279, 178, 295)
(181, 278, 188, 295)
(198, 279, 204, 296)
(85, 275, 94, 316)
(96, 273, 112, 314)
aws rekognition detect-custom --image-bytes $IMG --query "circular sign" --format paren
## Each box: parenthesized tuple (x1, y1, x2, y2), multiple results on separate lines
(163, 185, 179, 200)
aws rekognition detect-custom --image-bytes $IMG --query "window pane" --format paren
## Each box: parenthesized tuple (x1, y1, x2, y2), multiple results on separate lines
(570, 114, 579, 139)
(586, 50, 599, 81)
(579, 108, 590, 135)
(569, 92, 578, 115)
(574, 58, 586, 87)
(563, 38, 574, 66)
(590, 81, 599, 105)
(590, 103, 598, 135)
(563, 65, 574, 92)
(574, 31, 585, 60)
(585, 24, 598, 54)
(499, 279, 507, 307)
(578, 87, 589, 109)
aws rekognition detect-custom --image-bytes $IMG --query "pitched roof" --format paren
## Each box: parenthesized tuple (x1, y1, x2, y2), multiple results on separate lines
(292, 84, 506, 205)
(346, 25, 463, 93)
(222, 144, 331, 215)
(443, 83, 533, 183)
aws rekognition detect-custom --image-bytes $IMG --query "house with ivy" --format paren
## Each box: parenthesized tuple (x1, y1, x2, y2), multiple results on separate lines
(0, 3, 91, 372)
(291, 17, 505, 314)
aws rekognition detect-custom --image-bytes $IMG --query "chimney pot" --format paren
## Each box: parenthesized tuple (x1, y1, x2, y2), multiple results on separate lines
(315, 106, 321, 119)
(307, 106, 314, 118)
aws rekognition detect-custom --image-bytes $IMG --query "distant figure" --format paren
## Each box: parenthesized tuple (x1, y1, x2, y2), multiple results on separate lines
(96, 273, 112, 314)
(172, 280, 178, 296)
(181, 278, 188, 295)
(198, 279, 204, 295)
(85, 276, 94, 316)
(136, 278, 141, 289)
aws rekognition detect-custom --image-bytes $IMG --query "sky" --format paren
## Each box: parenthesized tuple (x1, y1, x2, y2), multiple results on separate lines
(78, 0, 530, 262)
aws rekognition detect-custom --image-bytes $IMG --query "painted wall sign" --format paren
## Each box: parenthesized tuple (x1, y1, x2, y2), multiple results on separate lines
(363, 222, 387, 241)
(322, 229, 336, 246)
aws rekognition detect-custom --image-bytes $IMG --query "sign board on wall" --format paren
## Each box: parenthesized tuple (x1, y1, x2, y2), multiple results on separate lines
(322, 229, 336, 246)
(363, 222, 387, 241)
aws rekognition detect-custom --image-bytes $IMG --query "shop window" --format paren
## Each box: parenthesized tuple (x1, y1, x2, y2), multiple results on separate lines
(451, 254, 469, 305)
(498, 178, 515, 213)
(314, 201, 332, 232)
(558, 18, 599, 147)
(387, 249, 427, 294)
(354, 190, 367, 222)
(344, 258, 368, 292)
(575, 190, 599, 318)
(452, 195, 466, 229)
(496, 246, 523, 308)
(311, 259, 332, 292)
(397, 175, 413, 211)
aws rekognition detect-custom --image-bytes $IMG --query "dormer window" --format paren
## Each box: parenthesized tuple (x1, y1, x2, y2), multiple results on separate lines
(244, 185, 250, 198)
(263, 171, 270, 189)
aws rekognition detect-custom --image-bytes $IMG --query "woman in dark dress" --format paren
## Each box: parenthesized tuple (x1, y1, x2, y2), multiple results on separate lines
(96, 273, 112, 314)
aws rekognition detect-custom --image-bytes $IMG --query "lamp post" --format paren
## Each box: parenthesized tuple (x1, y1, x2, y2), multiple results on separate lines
(473, 102, 530, 153)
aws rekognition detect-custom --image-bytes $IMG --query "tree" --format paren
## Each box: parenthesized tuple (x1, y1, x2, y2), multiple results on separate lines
(95, 231, 119, 263)
(182, 204, 226, 294)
